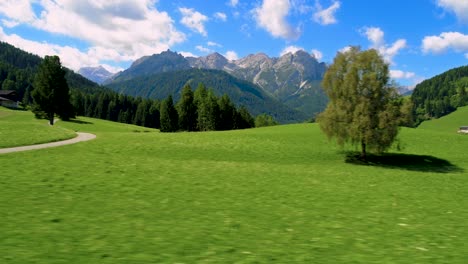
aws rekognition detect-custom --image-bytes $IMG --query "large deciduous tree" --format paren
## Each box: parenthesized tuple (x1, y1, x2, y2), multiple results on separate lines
(317, 47, 404, 160)
(32, 55, 73, 125)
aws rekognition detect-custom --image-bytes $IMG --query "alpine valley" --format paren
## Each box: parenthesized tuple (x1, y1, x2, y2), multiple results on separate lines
(93, 50, 328, 123)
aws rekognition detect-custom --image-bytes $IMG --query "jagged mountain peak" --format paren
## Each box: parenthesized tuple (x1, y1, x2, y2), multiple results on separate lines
(190, 52, 229, 69)
(78, 65, 115, 84)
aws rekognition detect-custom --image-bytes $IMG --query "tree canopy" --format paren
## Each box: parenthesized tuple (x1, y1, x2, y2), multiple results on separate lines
(317, 47, 404, 159)
(32, 55, 73, 124)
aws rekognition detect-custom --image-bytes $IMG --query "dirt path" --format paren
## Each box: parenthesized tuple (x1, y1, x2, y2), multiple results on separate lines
(0, 132, 96, 154)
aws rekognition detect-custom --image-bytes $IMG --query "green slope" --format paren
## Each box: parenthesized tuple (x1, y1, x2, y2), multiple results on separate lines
(418, 105, 468, 133)
(107, 68, 308, 123)
(1, 111, 467, 263)
(0, 107, 76, 148)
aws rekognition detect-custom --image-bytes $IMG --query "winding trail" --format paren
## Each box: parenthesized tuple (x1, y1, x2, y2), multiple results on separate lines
(0, 132, 96, 154)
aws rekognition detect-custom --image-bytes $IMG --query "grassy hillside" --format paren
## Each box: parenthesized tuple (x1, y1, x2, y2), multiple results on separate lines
(0, 107, 76, 148)
(0, 109, 467, 263)
(418, 105, 468, 133)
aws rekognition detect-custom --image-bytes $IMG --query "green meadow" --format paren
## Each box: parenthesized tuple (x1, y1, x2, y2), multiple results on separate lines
(1, 106, 467, 263)
(0, 107, 76, 148)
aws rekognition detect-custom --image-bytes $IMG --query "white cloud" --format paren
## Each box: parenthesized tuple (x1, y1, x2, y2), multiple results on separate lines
(214, 12, 227, 22)
(339, 46, 352, 53)
(437, 0, 468, 23)
(422, 32, 468, 55)
(225, 51, 239, 61)
(362, 27, 407, 64)
(180, 51, 198, 58)
(280, 45, 304, 56)
(1, 19, 20, 28)
(196, 45, 213, 53)
(207, 41, 222, 47)
(313, 1, 340, 25)
(0, 26, 125, 72)
(0, 0, 36, 25)
(390, 70, 416, 79)
(311, 49, 323, 60)
(254, 0, 300, 40)
(0, 0, 186, 67)
(229, 0, 239, 7)
(179, 7, 209, 36)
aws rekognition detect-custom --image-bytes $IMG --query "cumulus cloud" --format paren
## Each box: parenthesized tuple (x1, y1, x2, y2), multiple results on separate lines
(280, 45, 304, 56)
(0, 0, 186, 68)
(37, 1, 184, 57)
(437, 0, 468, 23)
(179, 7, 209, 36)
(311, 49, 323, 60)
(390, 70, 415, 79)
(313, 1, 340, 25)
(229, 0, 239, 7)
(0, 26, 124, 72)
(207, 41, 222, 47)
(214, 12, 227, 21)
(339, 45, 352, 53)
(362, 27, 407, 64)
(196, 45, 213, 53)
(0, 0, 36, 24)
(422, 32, 468, 56)
(254, 0, 300, 40)
(180, 51, 197, 58)
(225, 51, 239, 61)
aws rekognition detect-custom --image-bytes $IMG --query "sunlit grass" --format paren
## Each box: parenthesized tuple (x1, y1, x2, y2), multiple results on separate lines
(0, 109, 467, 263)
(0, 107, 76, 148)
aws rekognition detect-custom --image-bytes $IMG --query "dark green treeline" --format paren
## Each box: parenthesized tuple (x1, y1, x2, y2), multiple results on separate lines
(71, 83, 254, 132)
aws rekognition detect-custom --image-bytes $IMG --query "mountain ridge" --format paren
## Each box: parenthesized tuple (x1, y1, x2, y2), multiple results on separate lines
(78, 66, 115, 84)
(107, 50, 328, 118)
(106, 68, 308, 123)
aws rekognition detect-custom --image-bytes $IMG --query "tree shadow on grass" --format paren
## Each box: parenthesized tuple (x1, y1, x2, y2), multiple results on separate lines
(345, 152, 464, 173)
(66, 119, 93, 125)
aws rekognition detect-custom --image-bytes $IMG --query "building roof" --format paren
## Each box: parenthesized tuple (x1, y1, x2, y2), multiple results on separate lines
(0, 90, 17, 96)
(0, 96, 13, 102)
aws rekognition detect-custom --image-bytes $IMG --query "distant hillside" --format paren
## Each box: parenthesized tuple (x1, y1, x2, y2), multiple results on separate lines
(411, 65, 468, 124)
(106, 50, 328, 118)
(106, 50, 190, 84)
(78, 66, 115, 84)
(418, 105, 468, 133)
(0, 41, 104, 102)
(107, 68, 308, 123)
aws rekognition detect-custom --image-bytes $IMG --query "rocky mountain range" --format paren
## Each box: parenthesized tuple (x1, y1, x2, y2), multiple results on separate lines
(78, 66, 115, 84)
(104, 50, 328, 118)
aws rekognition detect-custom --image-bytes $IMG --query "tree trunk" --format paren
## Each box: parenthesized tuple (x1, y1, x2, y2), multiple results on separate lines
(361, 140, 367, 161)
(49, 114, 54, 125)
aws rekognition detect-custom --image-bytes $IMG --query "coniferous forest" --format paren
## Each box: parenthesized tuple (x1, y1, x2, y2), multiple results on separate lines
(411, 65, 468, 124)
(0, 41, 255, 131)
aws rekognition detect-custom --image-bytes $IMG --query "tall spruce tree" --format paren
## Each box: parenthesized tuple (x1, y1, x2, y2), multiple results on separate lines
(317, 47, 403, 160)
(32, 55, 73, 125)
(177, 84, 197, 131)
(160, 95, 178, 132)
(218, 94, 236, 130)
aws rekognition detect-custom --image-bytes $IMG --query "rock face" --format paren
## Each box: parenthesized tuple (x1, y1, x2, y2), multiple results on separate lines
(78, 66, 115, 84)
(106, 49, 329, 117)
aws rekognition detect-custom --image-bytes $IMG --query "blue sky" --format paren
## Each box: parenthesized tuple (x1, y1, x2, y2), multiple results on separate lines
(0, 0, 468, 87)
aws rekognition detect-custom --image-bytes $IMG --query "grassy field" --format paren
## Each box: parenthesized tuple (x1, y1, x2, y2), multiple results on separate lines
(0, 107, 467, 263)
(0, 107, 76, 148)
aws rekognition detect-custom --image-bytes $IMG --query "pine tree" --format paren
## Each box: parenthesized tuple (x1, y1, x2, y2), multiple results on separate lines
(177, 84, 197, 131)
(218, 94, 236, 130)
(160, 95, 179, 132)
(197, 90, 219, 131)
(31, 55, 74, 124)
